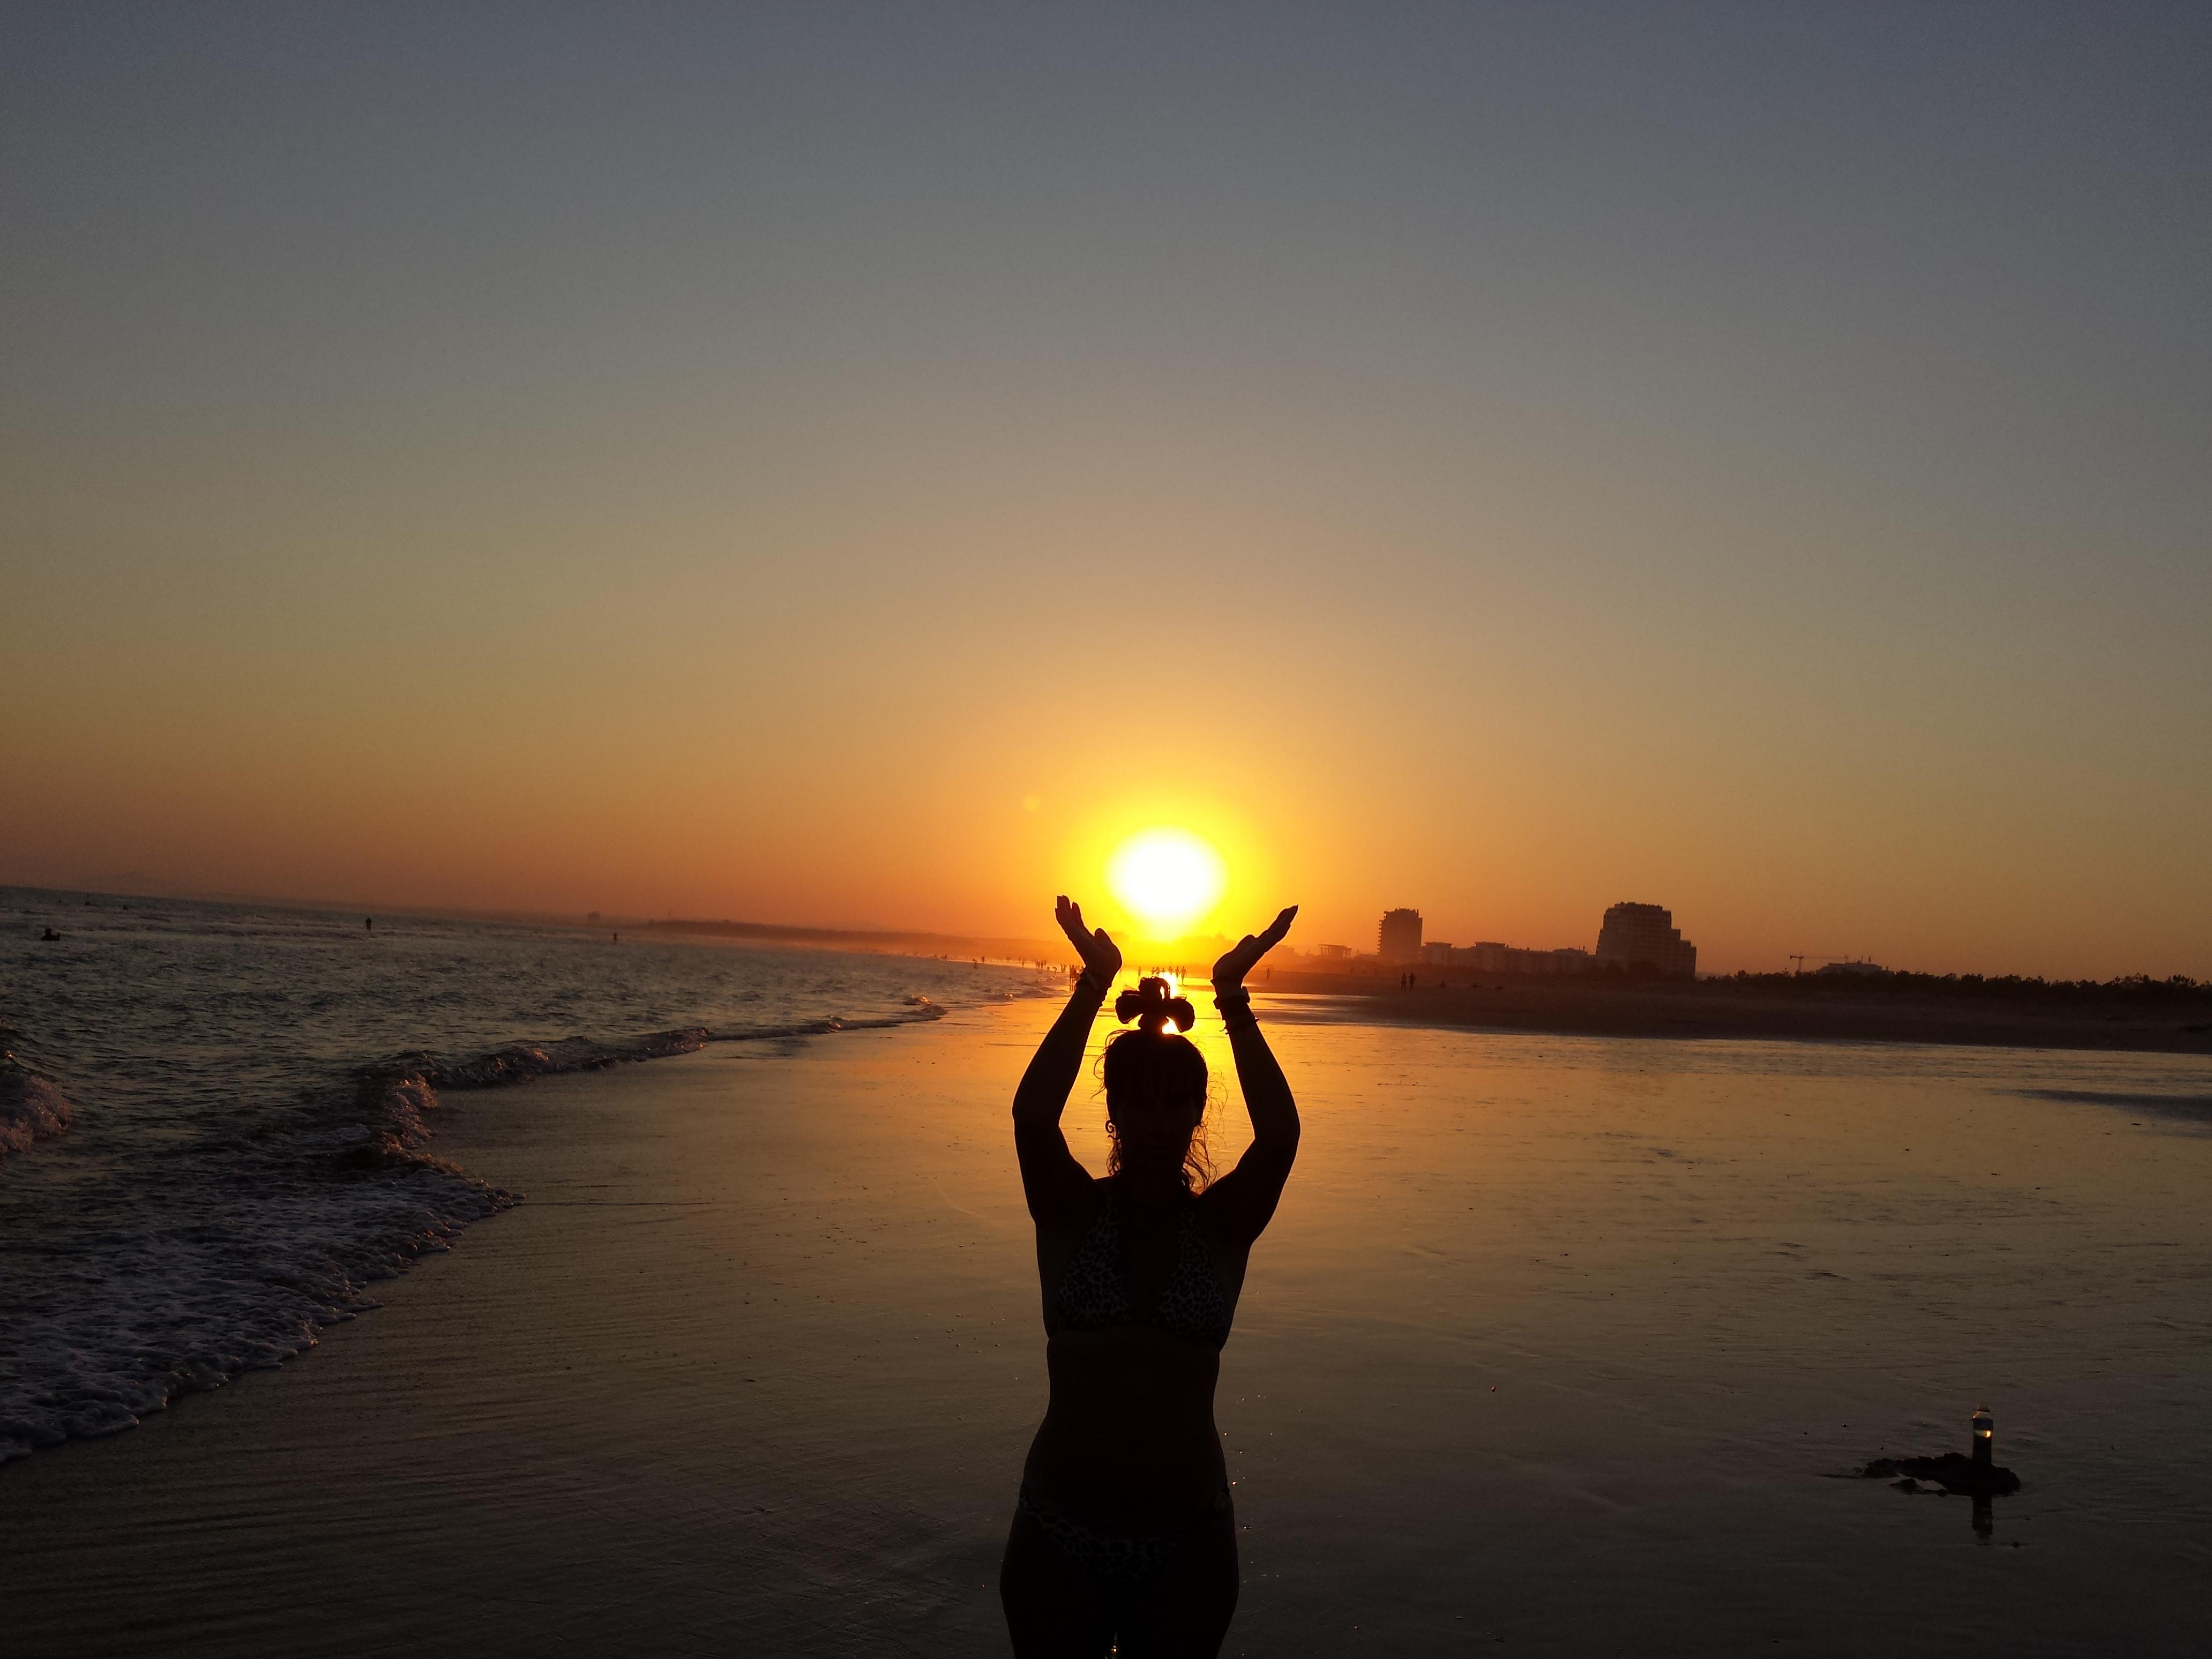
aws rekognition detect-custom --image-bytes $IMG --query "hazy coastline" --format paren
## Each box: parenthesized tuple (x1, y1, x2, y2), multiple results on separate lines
(1258, 969, 2212, 1055)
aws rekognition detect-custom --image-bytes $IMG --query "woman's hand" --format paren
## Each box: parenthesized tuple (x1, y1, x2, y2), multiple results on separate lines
(1056, 896, 1123, 984)
(1213, 906, 1297, 990)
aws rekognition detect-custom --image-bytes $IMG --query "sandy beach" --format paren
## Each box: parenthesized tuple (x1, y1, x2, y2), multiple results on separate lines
(5, 997, 2209, 1656)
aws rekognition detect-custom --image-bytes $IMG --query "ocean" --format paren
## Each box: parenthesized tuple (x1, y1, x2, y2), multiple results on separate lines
(0, 887, 1050, 1464)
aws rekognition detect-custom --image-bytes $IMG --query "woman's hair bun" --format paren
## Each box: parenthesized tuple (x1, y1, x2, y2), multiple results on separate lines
(1115, 976, 1197, 1036)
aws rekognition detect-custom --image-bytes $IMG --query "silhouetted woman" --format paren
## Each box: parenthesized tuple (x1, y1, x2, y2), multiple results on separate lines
(1003, 895, 1299, 1657)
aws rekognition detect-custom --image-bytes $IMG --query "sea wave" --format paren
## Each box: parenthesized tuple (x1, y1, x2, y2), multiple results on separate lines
(1, 893, 1055, 1469)
(0, 1080, 511, 1464)
(0, 995, 977, 1466)
(0, 1055, 71, 1161)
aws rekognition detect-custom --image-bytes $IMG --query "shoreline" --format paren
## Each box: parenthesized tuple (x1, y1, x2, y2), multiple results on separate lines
(1255, 970, 2212, 1054)
(5, 1000, 2209, 1656)
(0, 891, 1059, 1471)
(0, 1009, 1049, 1656)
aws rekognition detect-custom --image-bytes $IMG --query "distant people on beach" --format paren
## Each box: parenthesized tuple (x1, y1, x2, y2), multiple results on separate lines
(1004, 896, 1300, 1657)
(365, 916, 373, 932)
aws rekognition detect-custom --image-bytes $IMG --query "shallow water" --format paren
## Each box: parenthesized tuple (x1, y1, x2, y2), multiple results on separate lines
(4, 982, 2208, 1655)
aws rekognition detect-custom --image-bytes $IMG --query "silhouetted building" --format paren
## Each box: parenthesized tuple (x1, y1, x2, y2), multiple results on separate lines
(1816, 959, 1887, 977)
(1313, 943, 1354, 960)
(1595, 902, 1696, 977)
(1421, 941, 1454, 966)
(1378, 908, 1423, 963)
(1453, 941, 1592, 976)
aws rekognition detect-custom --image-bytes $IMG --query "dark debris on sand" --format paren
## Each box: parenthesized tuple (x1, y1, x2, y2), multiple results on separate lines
(1859, 1453, 2021, 1496)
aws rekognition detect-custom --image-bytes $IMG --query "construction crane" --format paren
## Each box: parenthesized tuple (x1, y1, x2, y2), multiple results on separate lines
(1787, 952, 1854, 976)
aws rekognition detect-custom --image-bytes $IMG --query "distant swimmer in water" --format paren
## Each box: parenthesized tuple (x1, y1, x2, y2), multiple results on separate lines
(39, 927, 61, 941)
(1002, 896, 1299, 1658)
(365, 916, 373, 932)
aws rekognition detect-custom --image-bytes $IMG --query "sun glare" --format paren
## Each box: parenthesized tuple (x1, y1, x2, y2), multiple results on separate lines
(1106, 829, 1225, 939)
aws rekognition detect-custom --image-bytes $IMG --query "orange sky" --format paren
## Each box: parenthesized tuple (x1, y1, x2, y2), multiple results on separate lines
(4, 10, 2208, 978)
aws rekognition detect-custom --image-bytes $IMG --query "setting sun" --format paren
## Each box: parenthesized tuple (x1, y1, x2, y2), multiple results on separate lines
(1106, 829, 1226, 938)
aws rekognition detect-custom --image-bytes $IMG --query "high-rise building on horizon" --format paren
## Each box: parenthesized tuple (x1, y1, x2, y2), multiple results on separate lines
(1595, 902, 1697, 977)
(1378, 908, 1423, 963)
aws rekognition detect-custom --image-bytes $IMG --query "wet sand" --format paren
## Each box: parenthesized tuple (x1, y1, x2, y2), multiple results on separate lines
(4, 1000, 2210, 1655)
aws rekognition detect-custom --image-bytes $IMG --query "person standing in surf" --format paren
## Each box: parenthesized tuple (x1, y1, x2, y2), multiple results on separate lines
(1002, 895, 1300, 1657)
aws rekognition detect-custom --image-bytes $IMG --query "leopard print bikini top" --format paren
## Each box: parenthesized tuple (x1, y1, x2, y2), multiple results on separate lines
(1049, 1180, 1233, 1351)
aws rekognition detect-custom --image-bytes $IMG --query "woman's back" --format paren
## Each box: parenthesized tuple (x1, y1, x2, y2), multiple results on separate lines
(1023, 1177, 1243, 1530)
(1047, 1178, 1235, 1350)
(1002, 901, 1301, 1658)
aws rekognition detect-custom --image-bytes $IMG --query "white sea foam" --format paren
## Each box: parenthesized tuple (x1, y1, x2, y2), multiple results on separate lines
(0, 1068, 512, 1462)
(0, 1064, 71, 1160)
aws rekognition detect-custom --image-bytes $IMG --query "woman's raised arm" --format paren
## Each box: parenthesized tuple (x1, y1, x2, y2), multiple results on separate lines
(1012, 898, 1121, 1223)
(1202, 907, 1301, 1241)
